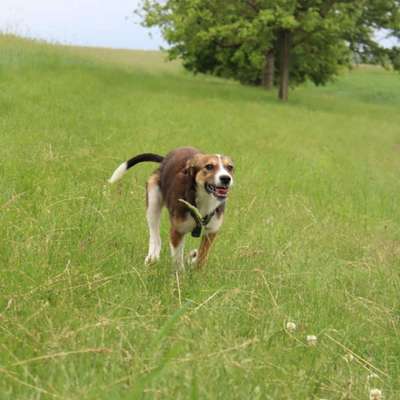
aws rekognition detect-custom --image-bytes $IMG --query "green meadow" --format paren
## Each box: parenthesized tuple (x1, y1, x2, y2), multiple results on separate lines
(1, 34, 400, 399)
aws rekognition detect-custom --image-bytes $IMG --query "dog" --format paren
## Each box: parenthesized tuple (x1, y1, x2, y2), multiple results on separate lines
(108, 147, 234, 270)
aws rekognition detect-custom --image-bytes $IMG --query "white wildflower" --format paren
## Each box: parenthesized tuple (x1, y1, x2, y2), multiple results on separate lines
(286, 321, 297, 333)
(369, 388, 382, 400)
(306, 335, 318, 346)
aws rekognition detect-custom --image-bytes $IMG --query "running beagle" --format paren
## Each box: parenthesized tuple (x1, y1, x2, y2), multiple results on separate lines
(109, 147, 234, 270)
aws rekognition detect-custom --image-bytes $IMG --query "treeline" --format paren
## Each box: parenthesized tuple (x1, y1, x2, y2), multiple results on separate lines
(138, 0, 400, 100)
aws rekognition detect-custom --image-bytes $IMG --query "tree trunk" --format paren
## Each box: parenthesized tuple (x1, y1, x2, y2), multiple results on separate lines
(262, 50, 274, 90)
(278, 30, 291, 101)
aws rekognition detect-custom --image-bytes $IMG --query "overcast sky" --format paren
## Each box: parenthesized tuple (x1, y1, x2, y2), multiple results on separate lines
(0, 1, 398, 50)
(0, 0, 165, 50)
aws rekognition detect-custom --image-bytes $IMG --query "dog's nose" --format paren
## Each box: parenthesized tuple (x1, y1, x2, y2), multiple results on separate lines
(219, 175, 231, 186)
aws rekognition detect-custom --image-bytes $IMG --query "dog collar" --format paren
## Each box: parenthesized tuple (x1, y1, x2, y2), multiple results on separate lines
(190, 209, 216, 237)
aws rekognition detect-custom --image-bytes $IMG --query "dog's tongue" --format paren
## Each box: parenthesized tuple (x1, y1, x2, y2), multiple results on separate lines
(216, 186, 229, 197)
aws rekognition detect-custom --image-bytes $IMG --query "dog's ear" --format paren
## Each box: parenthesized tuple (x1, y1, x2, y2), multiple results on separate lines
(183, 155, 200, 177)
(183, 160, 194, 176)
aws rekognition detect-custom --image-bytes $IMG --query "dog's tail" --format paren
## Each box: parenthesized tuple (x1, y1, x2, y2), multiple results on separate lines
(108, 153, 164, 183)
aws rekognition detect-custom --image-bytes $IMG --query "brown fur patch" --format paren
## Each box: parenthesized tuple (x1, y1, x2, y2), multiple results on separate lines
(170, 227, 184, 248)
(196, 233, 217, 268)
(159, 147, 199, 219)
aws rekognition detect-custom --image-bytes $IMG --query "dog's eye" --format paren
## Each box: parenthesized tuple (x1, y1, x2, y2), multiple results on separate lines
(205, 164, 214, 171)
(226, 165, 234, 172)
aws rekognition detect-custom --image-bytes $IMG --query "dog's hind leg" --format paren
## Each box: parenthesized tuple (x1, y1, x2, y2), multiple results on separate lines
(145, 173, 163, 265)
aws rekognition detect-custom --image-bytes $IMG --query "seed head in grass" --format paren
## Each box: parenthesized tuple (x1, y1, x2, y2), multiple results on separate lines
(369, 388, 382, 400)
(306, 335, 318, 346)
(286, 321, 297, 333)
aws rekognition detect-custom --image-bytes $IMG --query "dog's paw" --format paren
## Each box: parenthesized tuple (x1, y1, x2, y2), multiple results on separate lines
(187, 249, 198, 265)
(144, 254, 159, 266)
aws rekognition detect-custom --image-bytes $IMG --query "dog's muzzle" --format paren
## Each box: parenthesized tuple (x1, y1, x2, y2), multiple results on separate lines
(205, 182, 230, 199)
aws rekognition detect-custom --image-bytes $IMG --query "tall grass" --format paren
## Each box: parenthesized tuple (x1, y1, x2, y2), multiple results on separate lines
(1, 34, 400, 399)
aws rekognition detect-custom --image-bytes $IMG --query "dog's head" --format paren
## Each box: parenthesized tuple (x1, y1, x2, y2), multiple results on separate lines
(185, 153, 234, 200)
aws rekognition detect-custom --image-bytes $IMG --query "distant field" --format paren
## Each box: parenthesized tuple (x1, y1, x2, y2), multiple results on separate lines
(1, 34, 400, 399)
(67, 44, 182, 74)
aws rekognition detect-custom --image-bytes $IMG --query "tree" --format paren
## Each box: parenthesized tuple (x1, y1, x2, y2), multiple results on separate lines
(139, 0, 400, 101)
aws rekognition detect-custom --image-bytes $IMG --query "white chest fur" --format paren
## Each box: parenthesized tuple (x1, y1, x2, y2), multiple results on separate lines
(175, 187, 225, 235)
(195, 185, 222, 217)
(196, 186, 224, 234)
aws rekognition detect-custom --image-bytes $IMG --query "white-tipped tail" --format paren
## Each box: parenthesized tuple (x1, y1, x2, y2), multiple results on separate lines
(108, 162, 128, 183)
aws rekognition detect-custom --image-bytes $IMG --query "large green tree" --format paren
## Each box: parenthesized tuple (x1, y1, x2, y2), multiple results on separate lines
(139, 0, 400, 100)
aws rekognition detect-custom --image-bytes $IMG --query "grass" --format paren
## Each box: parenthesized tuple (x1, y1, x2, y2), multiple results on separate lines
(1, 33, 400, 399)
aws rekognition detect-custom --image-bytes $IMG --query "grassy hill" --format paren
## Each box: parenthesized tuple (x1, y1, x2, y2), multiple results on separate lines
(1, 34, 400, 399)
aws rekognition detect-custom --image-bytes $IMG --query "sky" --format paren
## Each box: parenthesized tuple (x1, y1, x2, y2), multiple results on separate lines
(0, 0, 166, 50)
(0, 1, 398, 51)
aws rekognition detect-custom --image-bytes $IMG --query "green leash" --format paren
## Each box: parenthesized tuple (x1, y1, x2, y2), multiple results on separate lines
(178, 199, 216, 238)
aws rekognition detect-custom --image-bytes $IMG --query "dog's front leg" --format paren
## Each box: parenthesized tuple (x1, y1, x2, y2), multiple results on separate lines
(170, 228, 185, 271)
(195, 232, 217, 268)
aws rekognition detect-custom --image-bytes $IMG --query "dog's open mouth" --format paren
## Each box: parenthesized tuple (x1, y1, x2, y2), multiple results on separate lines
(205, 183, 229, 199)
